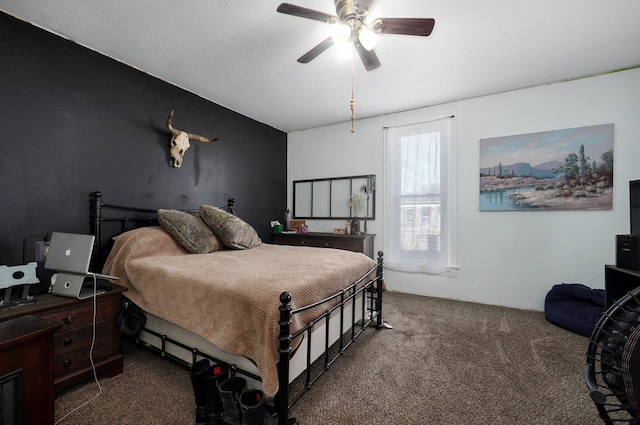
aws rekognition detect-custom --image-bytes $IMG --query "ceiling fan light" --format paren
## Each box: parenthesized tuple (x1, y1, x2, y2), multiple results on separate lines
(336, 40, 354, 60)
(358, 26, 378, 51)
(331, 23, 352, 44)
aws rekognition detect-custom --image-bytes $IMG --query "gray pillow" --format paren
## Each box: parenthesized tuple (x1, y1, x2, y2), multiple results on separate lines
(199, 205, 262, 249)
(157, 209, 225, 254)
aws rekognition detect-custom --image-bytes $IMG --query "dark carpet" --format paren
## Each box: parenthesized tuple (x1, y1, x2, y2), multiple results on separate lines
(55, 291, 602, 424)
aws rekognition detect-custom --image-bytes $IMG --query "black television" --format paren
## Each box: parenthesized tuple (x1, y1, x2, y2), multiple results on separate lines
(630, 180, 640, 235)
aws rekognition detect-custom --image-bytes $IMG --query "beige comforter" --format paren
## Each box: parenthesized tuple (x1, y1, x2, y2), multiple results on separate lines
(103, 226, 376, 397)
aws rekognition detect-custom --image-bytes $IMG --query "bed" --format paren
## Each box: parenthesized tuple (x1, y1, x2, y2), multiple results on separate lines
(89, 192, 384, 425)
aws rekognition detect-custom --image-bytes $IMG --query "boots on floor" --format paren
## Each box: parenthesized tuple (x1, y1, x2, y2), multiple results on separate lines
(203, 363, 230, 425)
(218, 376, 247, 425)
(239, 389, 276, 425)
(190, 359, 211, 425)
(240, 390, 299, 425)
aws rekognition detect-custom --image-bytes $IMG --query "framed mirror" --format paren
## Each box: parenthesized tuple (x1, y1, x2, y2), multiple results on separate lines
(294, 182, 312, 217)
(293, 174, 376, 220)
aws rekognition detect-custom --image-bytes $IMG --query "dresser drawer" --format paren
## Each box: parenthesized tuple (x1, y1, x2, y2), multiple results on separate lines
(41, 299, 114, 331)
(296, 238, 361, 251)
(327, 239, 364, 252)
(273, 232, 375, 258)
(291, 237, 325, 248)
(53, 319, 114, 377)
(53, 319, 115, 357)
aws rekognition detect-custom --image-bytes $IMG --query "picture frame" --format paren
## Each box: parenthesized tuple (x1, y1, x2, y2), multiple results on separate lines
(479, 124, 614, 211)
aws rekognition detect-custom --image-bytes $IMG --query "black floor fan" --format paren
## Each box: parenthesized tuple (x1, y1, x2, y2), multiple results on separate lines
(586, 285, 640, 424)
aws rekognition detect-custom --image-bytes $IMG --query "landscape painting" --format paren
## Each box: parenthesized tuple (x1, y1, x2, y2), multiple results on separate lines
(479, 124, 614, 211)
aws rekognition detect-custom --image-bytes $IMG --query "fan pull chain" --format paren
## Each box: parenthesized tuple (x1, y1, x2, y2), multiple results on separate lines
(350, 52, 355, 133)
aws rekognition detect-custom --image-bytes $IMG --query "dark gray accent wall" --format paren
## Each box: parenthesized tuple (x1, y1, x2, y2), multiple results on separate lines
(0, 12, 287, 267)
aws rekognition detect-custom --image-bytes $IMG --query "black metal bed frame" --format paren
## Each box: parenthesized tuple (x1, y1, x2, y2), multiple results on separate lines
(89, 191, 385, 425)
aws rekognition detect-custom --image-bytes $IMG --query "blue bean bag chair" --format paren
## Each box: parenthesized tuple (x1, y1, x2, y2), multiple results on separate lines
(544, 283, 605, 337)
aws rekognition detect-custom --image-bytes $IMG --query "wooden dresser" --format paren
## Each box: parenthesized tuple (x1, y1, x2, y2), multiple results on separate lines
(273, 232, 375, 258)
(0, 283, 126, 392)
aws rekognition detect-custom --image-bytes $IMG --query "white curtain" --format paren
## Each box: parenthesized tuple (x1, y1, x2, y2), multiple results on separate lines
(384, 117, 452, 273)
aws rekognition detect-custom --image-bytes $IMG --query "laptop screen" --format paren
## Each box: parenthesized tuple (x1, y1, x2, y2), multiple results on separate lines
(44, 232, 95, 274)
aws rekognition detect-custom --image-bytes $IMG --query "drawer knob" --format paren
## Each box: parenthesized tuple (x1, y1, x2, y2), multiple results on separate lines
(63, 359, 72, 368)
(64, 337, 73, 346)
(63, 315, 74, 324)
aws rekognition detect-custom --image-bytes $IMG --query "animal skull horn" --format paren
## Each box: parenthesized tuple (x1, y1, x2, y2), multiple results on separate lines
(166, 110, 221, 168)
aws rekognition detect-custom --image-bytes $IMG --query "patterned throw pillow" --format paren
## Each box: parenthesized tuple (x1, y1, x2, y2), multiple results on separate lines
(157, 209, 225, 254)
(199, 205, 262, 249)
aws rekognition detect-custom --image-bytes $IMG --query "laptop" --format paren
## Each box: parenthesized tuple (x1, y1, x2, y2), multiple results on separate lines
(45, 232, 118, 299)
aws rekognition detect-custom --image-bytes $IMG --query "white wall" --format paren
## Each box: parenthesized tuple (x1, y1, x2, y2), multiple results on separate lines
(287, 68, 640, 310)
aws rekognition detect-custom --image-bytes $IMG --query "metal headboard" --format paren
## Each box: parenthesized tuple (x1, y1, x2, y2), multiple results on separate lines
(89, 191, 235, 268)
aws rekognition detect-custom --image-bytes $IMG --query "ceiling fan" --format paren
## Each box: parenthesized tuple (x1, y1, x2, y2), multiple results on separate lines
(277, 0, 435, 71)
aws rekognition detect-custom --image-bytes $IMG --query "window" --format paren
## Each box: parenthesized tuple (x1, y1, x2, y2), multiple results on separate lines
(405, 207, 415, 224)
(420, 206, 430, 224)
(384, 117, 454, 273)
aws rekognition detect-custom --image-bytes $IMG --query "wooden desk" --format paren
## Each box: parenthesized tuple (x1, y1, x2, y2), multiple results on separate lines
(0, 283, 126, 392)
(0, 315, 61, 425)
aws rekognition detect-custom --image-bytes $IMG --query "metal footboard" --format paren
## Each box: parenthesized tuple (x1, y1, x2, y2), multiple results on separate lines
(125, 253, 384, 425)
(276, 251, 384, 425)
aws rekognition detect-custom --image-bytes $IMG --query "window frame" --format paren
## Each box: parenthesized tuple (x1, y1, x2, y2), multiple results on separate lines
(383, 116, 457, 274)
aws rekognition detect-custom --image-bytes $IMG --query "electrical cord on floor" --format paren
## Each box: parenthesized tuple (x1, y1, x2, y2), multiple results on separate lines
(54, 274, 102, 424)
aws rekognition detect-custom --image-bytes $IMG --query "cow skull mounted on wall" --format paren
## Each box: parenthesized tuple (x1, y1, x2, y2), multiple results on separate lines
(166, 110, 221, 167)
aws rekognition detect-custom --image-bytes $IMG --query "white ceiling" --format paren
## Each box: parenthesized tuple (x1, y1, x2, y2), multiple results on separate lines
(1, 0, 639, 133)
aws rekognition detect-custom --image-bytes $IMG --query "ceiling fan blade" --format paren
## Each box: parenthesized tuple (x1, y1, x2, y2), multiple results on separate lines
(372, 18, 435, 37)
(277, 3, 338, 24)
(298, 37, 335, 64)
(355, 41, 381, 71)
